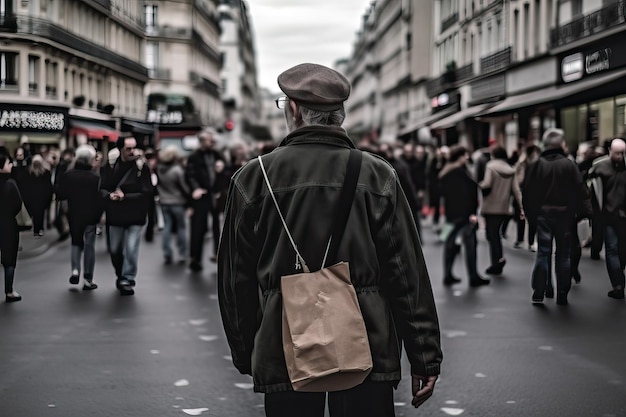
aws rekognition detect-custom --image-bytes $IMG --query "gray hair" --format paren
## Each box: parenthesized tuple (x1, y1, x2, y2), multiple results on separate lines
(542, 128, 565, 149)
(75, 144, 96, 165)
(300, 105, 346, 127)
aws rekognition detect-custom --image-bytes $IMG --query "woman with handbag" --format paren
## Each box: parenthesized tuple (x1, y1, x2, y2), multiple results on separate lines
(22, 154, 54, 237)
(0, 154, 23, 302)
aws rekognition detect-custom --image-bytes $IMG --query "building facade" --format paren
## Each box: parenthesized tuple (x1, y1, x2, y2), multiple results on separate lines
(143, 0, 222, 151)
(0, 0, 148, 153)
(219, 0, 262, 143)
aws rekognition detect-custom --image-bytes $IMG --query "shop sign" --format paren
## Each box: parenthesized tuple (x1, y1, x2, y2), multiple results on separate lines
(0, 109, 65, 131)
(146, 110, 183, 124)
(561, 53, 584, 83)
(585, 48, 611, 75)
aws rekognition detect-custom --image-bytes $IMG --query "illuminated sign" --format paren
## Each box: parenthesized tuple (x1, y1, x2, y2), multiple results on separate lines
(0, 110, 65, 131)
(561, 53, 584, 83)
(147, 110, 184, 124)
(586, 48, 611, 74)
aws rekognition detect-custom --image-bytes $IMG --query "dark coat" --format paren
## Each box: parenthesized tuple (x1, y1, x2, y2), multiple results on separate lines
(100, 160, 153, 227)
(439, 162, 478, 222)
(218, 125, 442, 393)
(57, 162, 103, 245)
(0, 175, 22, 266)
(21, 170, 53, 218)
(522, 148, 588, 221)
(184, 148, 224, 195)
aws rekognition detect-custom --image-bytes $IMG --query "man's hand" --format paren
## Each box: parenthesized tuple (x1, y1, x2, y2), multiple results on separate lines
(469, 214, 478, 224)
(192, 188, 208, 200)
(411, 374, 438, 408)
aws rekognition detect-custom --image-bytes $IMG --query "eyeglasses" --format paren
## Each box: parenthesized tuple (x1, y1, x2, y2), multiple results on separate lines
(275, 96, 289, 110)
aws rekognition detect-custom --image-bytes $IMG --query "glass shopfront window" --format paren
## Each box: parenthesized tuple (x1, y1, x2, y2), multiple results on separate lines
(561, 96, 623, 149)
(615, 95, 626, 138)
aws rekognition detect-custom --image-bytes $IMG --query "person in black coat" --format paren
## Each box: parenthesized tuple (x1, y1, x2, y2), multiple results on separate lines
(439, 145, 489, 288)
(22, 154, 54, 237)
(57, 145, 103, 290)
(184, 128, 224, 271)
(0, 154, 23, 302)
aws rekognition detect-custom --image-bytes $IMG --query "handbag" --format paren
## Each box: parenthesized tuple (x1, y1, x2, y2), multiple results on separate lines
(258, 149, 372, 392)
(16, 202, 33, 231)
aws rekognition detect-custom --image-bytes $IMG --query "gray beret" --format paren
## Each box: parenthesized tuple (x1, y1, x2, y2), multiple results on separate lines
(277, 63, 350, 111)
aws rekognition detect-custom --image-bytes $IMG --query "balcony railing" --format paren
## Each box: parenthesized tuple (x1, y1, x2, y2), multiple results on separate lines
(148, 68, 171, 79)
(455, 63, 473, 82)
(145, 25, 192, 39)
(441, 12, 459, 33)
(480, 47, 511, 75)
(551, 0, 626, 47)
(9, 15, 147, 77)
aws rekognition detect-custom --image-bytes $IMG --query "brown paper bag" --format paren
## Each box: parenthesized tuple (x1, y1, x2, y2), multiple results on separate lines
(281, 262, 372, 392)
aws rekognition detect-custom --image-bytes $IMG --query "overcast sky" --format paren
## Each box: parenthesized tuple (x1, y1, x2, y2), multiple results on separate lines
(247, 0, 374, 93)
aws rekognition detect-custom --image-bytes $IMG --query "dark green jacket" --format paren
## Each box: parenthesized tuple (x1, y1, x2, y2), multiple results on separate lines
(217, 125, 442, 393)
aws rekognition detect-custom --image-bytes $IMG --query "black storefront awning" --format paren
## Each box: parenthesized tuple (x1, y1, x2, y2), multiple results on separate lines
(430, 102, 496, 130)
(479, 69, 626, 117)
(121, 120, 156, 135)
(399, 107, 457, 136)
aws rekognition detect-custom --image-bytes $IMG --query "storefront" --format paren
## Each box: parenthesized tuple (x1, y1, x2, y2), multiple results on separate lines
(0, 104, 67, 154)
(67, 108, 120, 153)
(558, 33, 626, 150)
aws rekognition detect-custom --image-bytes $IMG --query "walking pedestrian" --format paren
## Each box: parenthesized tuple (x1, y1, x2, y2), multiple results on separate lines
(0, 154, 23, 302)
(587, 138, 626, 299)
(440, 145, 490, 287)
(22, 154, 54, 237)
(523, 128, 588, 306)
(57, 145, 103, 290)
(218, 63, 441, 416)
(156, 146, 189, 265)
(479, 146, 524, 275)
(514, 145, 541, 251)
(100, 137, 153, 296)
(185, 128, 223, 271)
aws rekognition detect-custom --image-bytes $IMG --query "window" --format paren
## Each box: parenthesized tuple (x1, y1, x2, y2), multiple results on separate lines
(46, 60, 58, 97)
(28, 55, 40, 94)
(0, 52, 18, 90)
(145, 41, 158, 73)
(144, 4, 157, 28)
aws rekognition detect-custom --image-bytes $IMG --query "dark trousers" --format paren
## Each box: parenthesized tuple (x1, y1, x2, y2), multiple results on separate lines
(531, 214, 572, 296)
(145, 197, 157, 241)
(484, 214, 508, 266)
(189, 198, 211, 264)
(604, 216, 626, 289)
(430, 192, 441, 225)
(264, 381, 396, 417)
(516, 215, 537, 245)
(211, 207, 221, 257)
(571, 221, 582, 276)
(444, 220, 479, 281)
(591, 210, 604, 257)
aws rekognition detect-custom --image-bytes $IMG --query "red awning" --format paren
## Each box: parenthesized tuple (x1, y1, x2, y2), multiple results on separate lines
(69, 120, 119, 142)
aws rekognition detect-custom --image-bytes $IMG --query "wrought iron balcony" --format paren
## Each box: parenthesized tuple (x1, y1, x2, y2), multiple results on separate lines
(455, 63, 474, 82)
(6, 15, 147, 77)
(551, 0, 626, 47)
(441, 12, 459, 33)
(145, 25, 192, 39)
(148, 68, 171, 80)
(480, 47, 511, 75)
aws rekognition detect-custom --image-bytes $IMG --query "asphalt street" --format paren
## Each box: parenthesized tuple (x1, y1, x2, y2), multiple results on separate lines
(1, 223, 625, 417)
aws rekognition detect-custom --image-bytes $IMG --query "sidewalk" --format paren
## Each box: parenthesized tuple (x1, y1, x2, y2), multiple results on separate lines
(17, 230, 63, 260)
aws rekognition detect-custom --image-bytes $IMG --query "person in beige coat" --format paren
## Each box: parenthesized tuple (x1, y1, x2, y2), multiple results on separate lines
(479, 146, 524, 275)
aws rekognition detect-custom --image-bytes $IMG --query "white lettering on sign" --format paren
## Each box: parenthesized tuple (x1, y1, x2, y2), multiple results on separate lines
(147, 110, 183, 124)
(561, 53, 584, 83)
(0, 110, 65, 130)
(586, 48, 611, 75)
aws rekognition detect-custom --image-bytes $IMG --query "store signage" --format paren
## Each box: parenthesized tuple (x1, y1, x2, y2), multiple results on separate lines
(0, 109, 65, 131)
(561, 53, 584, 83)
(146, 110, 183, 124)
(585, 48, 611, 75)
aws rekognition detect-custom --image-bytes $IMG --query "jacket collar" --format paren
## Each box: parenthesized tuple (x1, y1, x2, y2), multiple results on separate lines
(541, 148, 566, 159)
(278, 125, 356, 149)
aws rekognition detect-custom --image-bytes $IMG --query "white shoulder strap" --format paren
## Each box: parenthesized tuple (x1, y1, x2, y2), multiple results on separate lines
(258, 156, 310, 273)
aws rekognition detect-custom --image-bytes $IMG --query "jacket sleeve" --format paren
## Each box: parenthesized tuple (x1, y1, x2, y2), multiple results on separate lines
(376, 172, 442, 377)
(185, 153, 203, 191)
(8, 180, 23, 217)
(479, 165, 493, 190)
(123, 165, 154, 202)
(217, 177, 260, 375)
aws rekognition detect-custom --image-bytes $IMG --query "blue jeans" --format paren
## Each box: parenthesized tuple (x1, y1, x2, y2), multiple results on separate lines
(71, 224, 96, 281)
(161, 205, 187, 259)
(531, 214, 572, 296)
(604, 216, 626, 289)
(107, 225, 143, 284)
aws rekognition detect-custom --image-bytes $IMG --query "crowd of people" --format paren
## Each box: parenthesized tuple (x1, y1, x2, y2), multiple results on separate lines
(0, 133, 276, 301)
